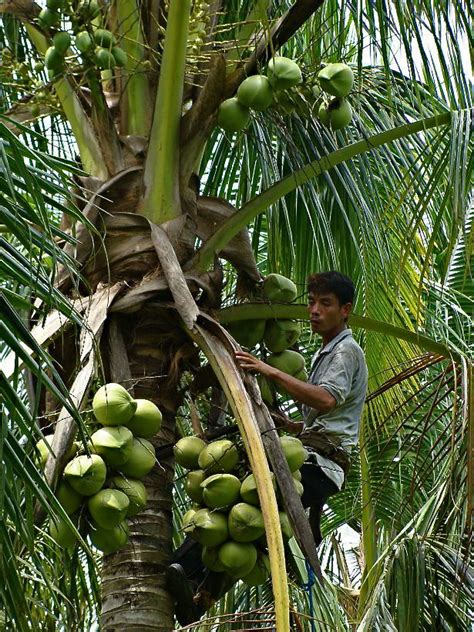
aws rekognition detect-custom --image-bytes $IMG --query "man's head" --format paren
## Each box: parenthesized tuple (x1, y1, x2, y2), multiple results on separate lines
(307, 271, 355, 338)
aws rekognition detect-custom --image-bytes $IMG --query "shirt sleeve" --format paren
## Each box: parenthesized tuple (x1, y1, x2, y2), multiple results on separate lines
(317, 348, 357, 406)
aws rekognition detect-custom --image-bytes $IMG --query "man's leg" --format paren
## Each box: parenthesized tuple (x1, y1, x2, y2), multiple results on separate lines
(300, 461, 339, 546)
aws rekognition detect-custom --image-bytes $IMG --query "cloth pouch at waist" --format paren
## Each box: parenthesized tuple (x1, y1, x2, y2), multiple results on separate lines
(301, 430, 351, 474)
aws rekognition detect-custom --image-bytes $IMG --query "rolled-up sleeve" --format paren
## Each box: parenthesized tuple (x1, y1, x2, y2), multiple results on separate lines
(317, 349, 355, 405)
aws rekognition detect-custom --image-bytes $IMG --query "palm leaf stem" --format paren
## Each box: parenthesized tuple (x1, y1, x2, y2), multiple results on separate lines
(188, 323, 290, 632)
(218, 303, 459, 359)
(116, 0, 151, 136)
(141, 0, 191, 223)
(23, 24, 108, 180)
(195, 112, 452, 271)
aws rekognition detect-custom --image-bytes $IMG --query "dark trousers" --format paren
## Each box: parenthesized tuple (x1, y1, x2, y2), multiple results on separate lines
(300, 460, 339, 545)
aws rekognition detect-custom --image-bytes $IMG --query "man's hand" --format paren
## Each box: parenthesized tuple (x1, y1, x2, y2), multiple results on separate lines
(235, 350, 336, 414)
(234, 350, 274, 377)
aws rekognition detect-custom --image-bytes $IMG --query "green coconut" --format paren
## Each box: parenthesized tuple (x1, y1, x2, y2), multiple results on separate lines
(240, 472, 275, 506)
(77, 0, 101, 21)
(201, 546, 226, 572)
(75, 31, 93, 53)
(263, 319, 300, 353)
(294, 369, 308, 382)
(324, 98, 352, 130)
(292, 469, 302, 482)
(118, 438, 155, 478)
(279, 511, 293, 541)
(108, 476, 147, 517)
(218, 541, 257, 579)
(181, 507, 198, 534)
(93, 29, 116, 48)
(318, 102, 331, 126)
(56, 480, 83, 515)
(90, 425, 134, 467)
(38, 8, 59, 29)
(111, 46, 127, 67)
(242, 552, 270, 586)
(226, 319, 266, 349)
(280, 435, 308, 472)
(293, 478, 304, 497)
(45, 46, 64, 71)
(228, 502, 265, 542)
(237, 75, 273, 111)
(262, 273, 297, 303)
(174, 436, 206, 469)
(89, 520, 129, 554)
(191, 508, 228, 547)
(53, 32, 71, 54)
(64, 454, 107, 496)
(184, 469, 206, 504)
(87, 489, 130, 529)
(35, 436, 54, 467)
(318, 63, 354, 98)
(92, 383, 137, 426)
(217, 97, 250, 133)
(198, 439, 239, 475)
(46, 0, 64, 9)
(125, 399, 162, 438)
(49, 513, 80, 550)
(201, 473, 241, 510)
(267, 56, 302, 91)
(267, 350, 305, 376)
(94, 47, 116, 70)
(257, 375, 275, 404)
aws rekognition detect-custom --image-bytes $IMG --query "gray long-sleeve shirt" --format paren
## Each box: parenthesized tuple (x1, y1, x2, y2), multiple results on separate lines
(300, 328, 368, 488)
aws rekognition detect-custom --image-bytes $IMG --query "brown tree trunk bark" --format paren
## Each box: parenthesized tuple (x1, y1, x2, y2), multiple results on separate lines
(99, 309, 187, 631)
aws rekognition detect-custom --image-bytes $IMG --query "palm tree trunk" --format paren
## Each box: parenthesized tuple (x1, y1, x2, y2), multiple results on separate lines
(98, 308, 186, 630)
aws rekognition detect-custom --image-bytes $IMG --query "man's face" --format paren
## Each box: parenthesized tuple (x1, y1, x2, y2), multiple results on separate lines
(307, 291, 352, 335)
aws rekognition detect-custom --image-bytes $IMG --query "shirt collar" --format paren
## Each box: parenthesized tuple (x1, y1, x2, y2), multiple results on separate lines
(317, 328, 353, 355)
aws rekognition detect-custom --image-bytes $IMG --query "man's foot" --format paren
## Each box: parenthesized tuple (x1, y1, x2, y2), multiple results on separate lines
(165, 563, 202, 626)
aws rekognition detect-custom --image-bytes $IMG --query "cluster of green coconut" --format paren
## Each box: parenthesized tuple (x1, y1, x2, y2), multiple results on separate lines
(38, 383, 162, 555)
(316, 63, 354, 131)
(225, 273, 307, 405)
(36, 0, 127, 80)
(217, 57, 302, 133)
(174, 434, 307, 584)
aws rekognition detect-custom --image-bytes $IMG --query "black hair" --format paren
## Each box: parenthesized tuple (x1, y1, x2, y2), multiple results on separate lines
(307, 271, 355, 306)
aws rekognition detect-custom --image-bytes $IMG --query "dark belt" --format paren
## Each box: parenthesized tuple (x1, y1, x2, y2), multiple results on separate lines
(301, 431, 351, 475)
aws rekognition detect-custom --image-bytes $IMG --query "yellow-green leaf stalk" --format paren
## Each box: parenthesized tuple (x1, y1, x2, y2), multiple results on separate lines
(195, 113, 452, 272)
(218, 303, 457, 360)
(140, 0, 191, 224)
(357, 409, 378, 616)
(116, 0, 151, 136)
(25, 24, 108, 180)
(189, 323, 290, 632)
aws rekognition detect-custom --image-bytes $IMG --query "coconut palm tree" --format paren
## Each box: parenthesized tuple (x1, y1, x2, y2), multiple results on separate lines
(0, 0, 472, 630)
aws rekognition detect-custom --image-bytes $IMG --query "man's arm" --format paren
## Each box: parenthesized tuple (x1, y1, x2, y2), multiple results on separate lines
(235, 350, 337, 414)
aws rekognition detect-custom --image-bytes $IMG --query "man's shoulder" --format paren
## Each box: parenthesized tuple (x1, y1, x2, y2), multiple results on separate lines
(334, 335, 365, 358)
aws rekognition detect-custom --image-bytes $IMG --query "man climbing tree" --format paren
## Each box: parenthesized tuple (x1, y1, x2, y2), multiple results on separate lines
(236, 271, 368, 545)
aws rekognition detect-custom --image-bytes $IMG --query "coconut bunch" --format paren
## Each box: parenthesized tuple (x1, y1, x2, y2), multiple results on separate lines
(224, 273, 307, 404)
(36, 1, 128, 80)
(217, 56, 302, 133)
(40, 383, 162, 554)
(174, 434, 307, 585)
(316, 63, 354, 131)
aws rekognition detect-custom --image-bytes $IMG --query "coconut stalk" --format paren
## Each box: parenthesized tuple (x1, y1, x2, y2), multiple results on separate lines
(115, 0, 151, 136)
(140, 0, 191, 224)
(195, 113, 452, 271)
(189, 322, 290, 632)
